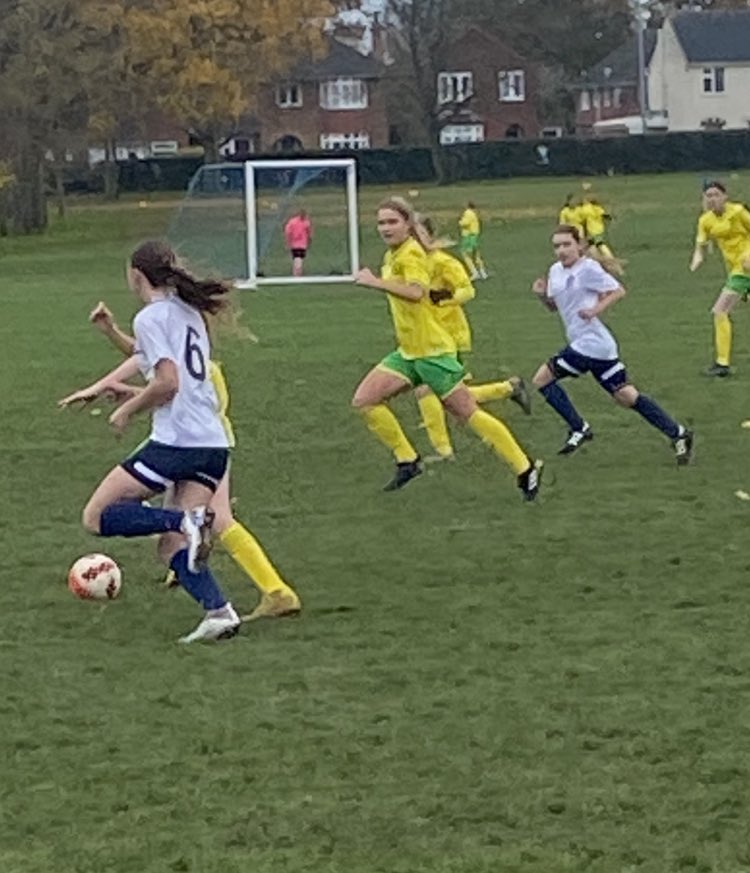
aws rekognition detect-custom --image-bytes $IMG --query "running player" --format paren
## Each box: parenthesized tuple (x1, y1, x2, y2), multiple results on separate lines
(559, 194, 584, 238)
(579, 194, 616, 260)
(531, 225, 693, 464)
(413, 215, 531, 462)
(690, 180, 750, 377)
(458, 201, 488, 280)
(60, 241, 241, 642)
(78, 301, 301, 621)
(352, 197, 542, 499)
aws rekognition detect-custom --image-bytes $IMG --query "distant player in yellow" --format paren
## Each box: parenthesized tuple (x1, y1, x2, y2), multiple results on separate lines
(412, 215, 531, 461)
(87, 301, 301, 620)
(458, 201, 488, 280)
(579, 194, 616, 260)
(559, 194, 584, 238)
(353, 196, 542, 500)
(690, 180, 750, 377)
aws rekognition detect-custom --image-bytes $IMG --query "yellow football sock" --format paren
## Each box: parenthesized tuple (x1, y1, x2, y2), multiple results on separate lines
(469, 381, 514, 404)
(714, 313, 732, 366)
(220, 521, 291, 596)
(417, 392, 453, 457)
(467, 409, 530, 475)
(361, 404, 418, 463)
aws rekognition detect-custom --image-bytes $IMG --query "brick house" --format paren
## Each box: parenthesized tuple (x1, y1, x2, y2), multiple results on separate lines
(434, 26, 541, 144)
(573, 32, 658, 136)
(222, 38, 389, 156)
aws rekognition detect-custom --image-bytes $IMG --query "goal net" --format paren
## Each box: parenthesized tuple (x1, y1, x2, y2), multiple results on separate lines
(167, 158, 360, 288)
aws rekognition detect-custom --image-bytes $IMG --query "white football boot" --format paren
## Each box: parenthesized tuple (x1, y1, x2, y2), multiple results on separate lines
(179, 604, 241, 644)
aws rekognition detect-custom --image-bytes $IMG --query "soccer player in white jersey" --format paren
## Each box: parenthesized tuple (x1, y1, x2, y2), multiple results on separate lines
(63, 241, 241, 642)
(531, 225, 694, 465)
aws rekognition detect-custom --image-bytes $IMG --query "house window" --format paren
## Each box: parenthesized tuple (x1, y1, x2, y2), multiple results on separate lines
(276, 84, 303, 108)
(150, 141, 179, 156)
(592, 90, 601, 109)
(437, 71, 474, 104)
(580, 90, 591, 111)
(499, 69, 525, 102)
(320, 132, 370, 150)
(703, 67, 725, 94)
(439, 124, 485, 145)
(613, 87, 622, 108)
(319, 78, 368, 110)
(603, 88, 612, 108)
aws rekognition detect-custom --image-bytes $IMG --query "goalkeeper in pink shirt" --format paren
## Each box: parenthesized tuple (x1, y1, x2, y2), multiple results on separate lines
(284, 209, 313, 277)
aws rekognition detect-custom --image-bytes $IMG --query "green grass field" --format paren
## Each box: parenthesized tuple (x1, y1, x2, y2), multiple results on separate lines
(3, 172, 750, 873)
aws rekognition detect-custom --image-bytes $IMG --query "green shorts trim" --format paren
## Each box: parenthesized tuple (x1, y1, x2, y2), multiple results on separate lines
(378, 350, 465, 399)
(725, 273, 750, 296)
(460, 233, 480, 254)
(588, 234, 607, 246)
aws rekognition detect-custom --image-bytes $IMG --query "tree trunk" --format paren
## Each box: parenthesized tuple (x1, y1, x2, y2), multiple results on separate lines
(10, 147, 47, 234)
(103, 139, 120, 200)
(201, 136, 220, 164)
(52, 161, 66, 219)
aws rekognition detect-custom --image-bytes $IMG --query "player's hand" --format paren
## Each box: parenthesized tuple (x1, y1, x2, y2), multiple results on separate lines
(103, 381, 143, 402)
(430, 289, 452, 304)
(89, 301, 116, 332)
(108, 404, 131, 436)
(58, 384, 101, 408)
(578, 308, 597, 321)
(355, 268, 380, 288)
(532, 278, 547, 295)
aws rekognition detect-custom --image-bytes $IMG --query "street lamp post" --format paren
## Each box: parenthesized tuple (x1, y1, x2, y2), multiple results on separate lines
(631, 0, 651, 134)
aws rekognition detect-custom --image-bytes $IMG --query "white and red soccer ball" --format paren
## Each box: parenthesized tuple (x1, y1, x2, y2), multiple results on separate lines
(68, 554, 122, 601)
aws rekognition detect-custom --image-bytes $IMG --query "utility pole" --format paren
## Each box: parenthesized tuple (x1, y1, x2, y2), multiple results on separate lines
(631, 0, 651, 134)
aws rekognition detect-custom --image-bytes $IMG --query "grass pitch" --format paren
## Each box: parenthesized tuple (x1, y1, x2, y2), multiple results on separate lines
(2, 172, 750, 873)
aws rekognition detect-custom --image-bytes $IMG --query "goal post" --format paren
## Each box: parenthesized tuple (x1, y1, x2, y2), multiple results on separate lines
(167, 157, 360, 289)
(239, 157, 360, 289)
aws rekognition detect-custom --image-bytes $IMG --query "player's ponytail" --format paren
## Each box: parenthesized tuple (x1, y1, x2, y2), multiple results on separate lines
(554, 224, 626, 277)
(130, 240, 231, 316)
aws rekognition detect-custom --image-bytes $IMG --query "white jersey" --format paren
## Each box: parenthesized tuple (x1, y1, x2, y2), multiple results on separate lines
(546, 257, 621, 359)
(133, 295, 229, 449)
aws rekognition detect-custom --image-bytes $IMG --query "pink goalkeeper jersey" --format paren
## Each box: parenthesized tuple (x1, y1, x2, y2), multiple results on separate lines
(284, 215, 312, 250)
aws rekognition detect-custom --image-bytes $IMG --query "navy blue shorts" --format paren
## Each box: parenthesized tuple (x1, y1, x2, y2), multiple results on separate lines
(548, 346, 629, 394)
(122, 441, 229, 494)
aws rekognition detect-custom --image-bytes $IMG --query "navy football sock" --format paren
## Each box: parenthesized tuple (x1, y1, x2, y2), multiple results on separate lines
(539, 382, 586, 432)
(99, 502, 183, 537)
(633, 395, 681, 440)
(170, 549, 227, 611)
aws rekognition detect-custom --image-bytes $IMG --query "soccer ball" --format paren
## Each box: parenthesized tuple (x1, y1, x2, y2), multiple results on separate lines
(68, 554, 122, 601)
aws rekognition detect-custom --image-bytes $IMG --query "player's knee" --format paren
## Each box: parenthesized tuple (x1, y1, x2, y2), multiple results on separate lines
(212, 506, 234, 534)
(157, 532, 182, 565)
(351, 391, 371, 411)
(613, 385, 637, 407)
(532, 365, 552, 388)
(81, 502, 102, 535)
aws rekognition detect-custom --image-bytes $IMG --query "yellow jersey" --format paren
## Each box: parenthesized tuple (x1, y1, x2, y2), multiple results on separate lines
(459, 208, 480, 237)
(209, 361, 236, 449)
(382, 238, 456, 359)
(696, 202, 750, 276)
(579, 201, 608, 238)
(428, 250, 475, 352)
(559, 205, 585, 237)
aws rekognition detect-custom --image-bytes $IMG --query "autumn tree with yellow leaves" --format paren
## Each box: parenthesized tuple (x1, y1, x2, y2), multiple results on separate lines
(125, 0, 334, 161)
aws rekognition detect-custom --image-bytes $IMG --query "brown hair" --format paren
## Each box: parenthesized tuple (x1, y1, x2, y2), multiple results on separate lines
(130, 240, 230, 316)
(554, 223, 583, 243)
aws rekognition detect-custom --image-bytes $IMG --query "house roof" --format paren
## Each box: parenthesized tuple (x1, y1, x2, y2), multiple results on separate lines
(672, 9, 750, 64)
(288, 37, 382, 81)
(578, 31, 657, 88)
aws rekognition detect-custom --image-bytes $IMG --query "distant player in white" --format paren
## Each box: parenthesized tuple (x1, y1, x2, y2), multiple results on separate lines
(531, 224, 693, 465)
(60, 241, 240, 642)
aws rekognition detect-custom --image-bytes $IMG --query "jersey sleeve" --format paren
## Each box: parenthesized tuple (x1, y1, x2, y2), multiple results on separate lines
(442, 256, 475, 305)
(583, 260, 621, 294)
(133, 308, 175, 374)
(736, 206, 750, 235)
(696, 214, 710, 246)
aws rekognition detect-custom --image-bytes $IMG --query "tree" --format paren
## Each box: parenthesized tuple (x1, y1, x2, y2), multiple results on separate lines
(124, 0, 334, 161)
